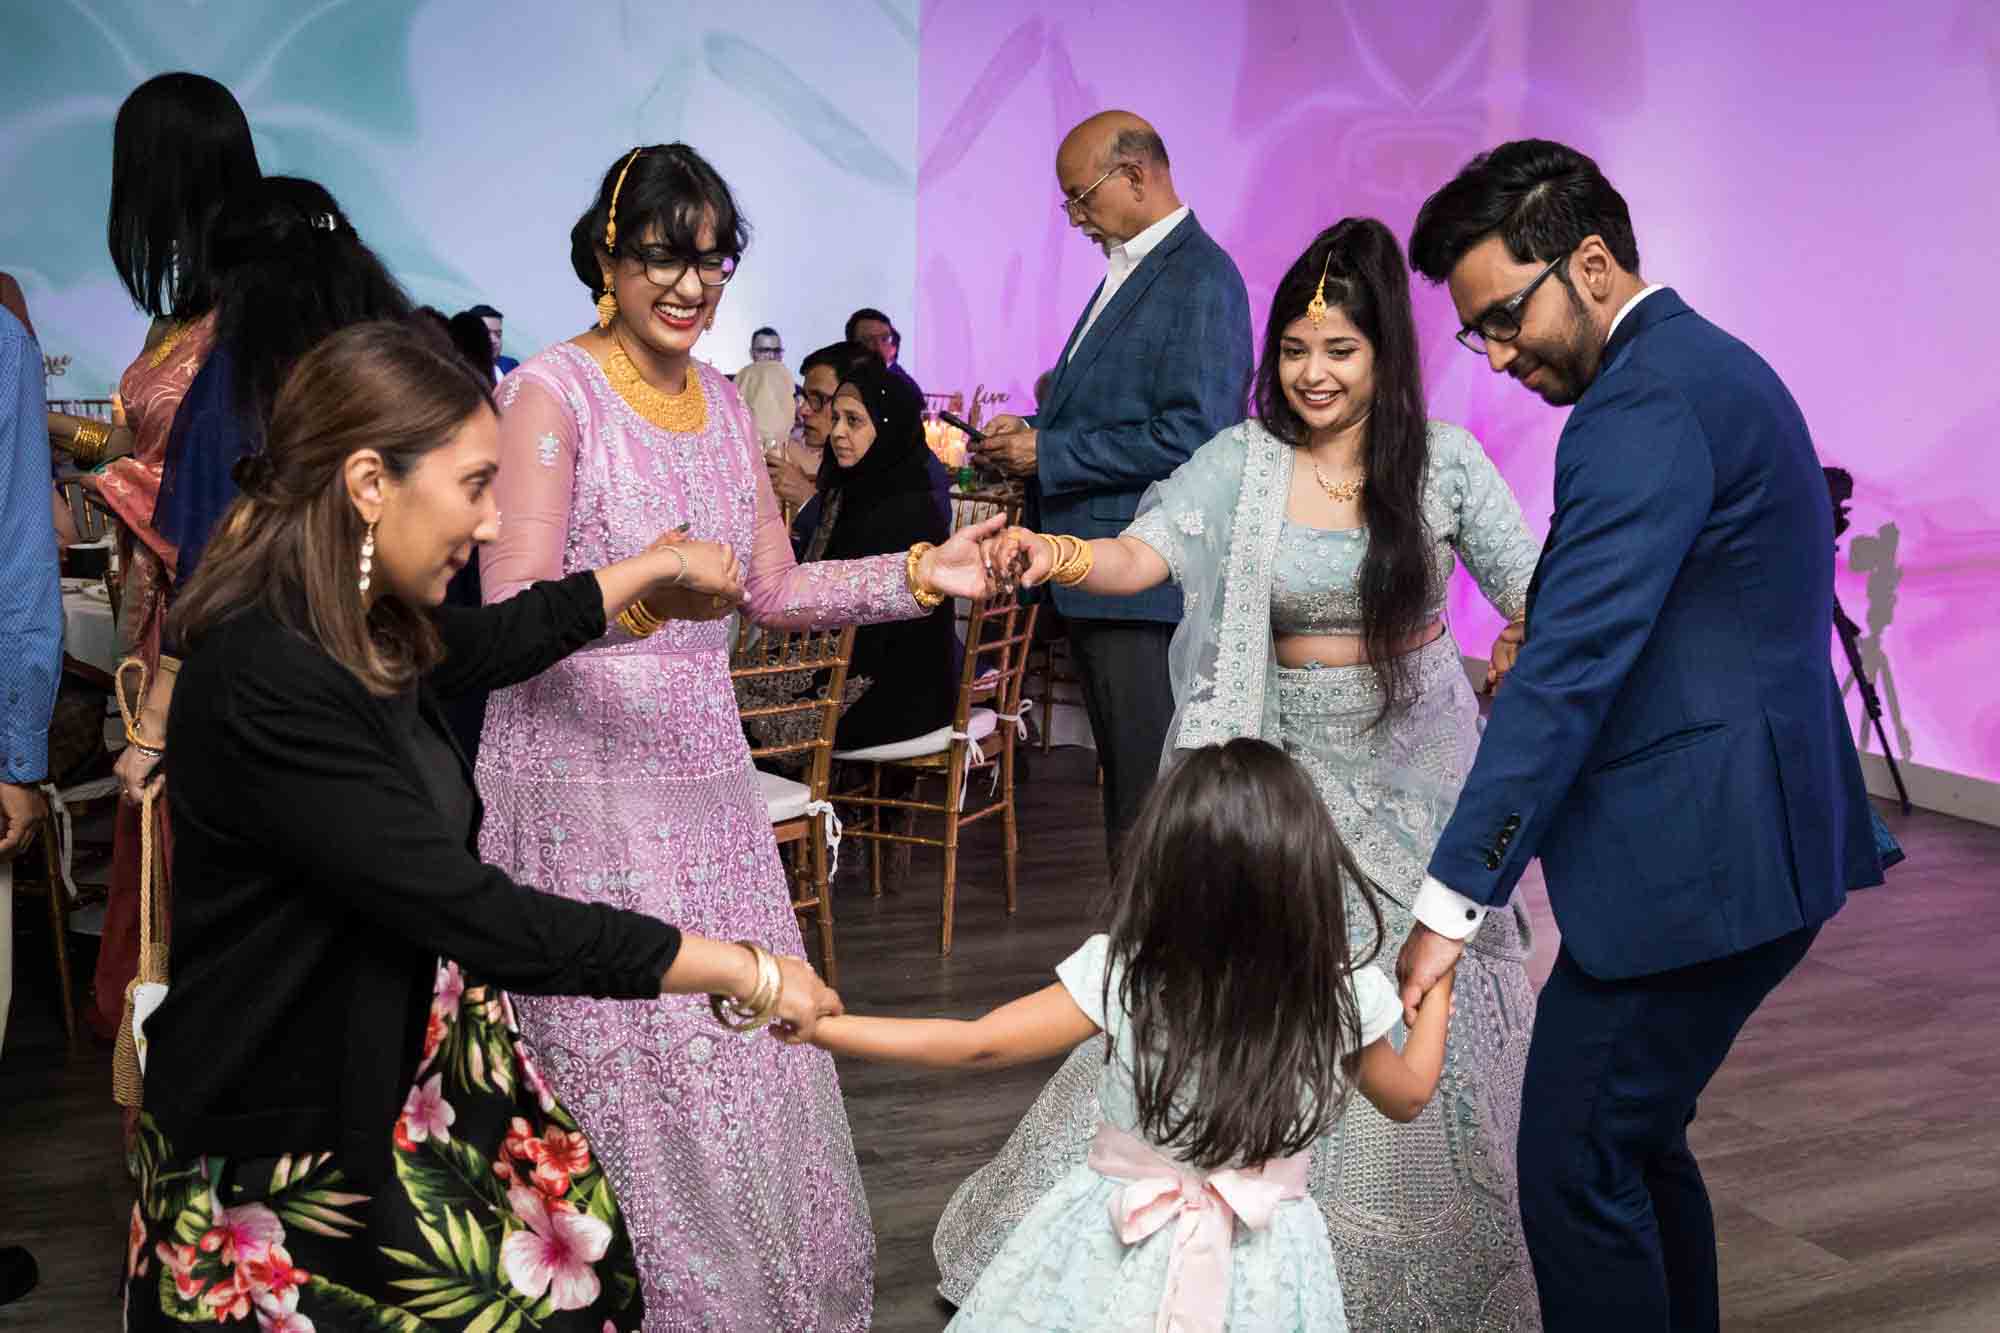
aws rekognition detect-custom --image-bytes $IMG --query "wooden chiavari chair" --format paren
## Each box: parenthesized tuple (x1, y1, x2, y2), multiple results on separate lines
(833, 598, 1038, 955)
(729, 624, 857, 984)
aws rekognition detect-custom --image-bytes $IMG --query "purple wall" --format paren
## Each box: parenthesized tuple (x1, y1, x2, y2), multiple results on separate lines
(917, 0, 2000, 785)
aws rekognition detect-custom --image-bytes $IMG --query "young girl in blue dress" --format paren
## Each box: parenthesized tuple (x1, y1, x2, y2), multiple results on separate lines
(811, 738, 1454, 1331)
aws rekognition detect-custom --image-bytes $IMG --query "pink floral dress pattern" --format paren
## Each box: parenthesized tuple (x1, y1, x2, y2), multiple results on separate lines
(126, 961, 645, 1330)
(475, 346, 918, 1331)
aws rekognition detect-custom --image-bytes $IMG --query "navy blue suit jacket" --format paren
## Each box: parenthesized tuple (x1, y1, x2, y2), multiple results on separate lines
(1429, 290, 1880, 980)
(1030, 212, 1251, 622)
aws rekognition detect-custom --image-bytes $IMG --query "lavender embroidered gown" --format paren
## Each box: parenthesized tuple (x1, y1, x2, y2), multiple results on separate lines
(477, 345, 916, 1331)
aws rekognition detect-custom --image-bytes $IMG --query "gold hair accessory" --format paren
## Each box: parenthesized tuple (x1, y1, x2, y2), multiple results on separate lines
(596, 148, 646, 328)
(1305, 252, 1334, 328)
(906, 542, 946, 609)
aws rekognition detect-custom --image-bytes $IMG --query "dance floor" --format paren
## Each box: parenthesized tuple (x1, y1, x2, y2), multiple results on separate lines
(4, 747, 1995, 1331)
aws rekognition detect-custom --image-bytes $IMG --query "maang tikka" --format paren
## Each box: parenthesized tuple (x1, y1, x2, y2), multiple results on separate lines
(1306, 251, 1334, 328)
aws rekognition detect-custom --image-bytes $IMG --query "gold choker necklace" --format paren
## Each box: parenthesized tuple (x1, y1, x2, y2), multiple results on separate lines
(1311, 459, 1366, 503)
(603, 336, 707, 434)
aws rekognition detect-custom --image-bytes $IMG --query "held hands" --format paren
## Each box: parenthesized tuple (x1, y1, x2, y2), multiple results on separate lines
(644, 524, 743, 611)
(915, 513, 1011, 600)
(768, 955, 844, 1043)
(1396, 923, 1467, 1029)
(979, 526, 1057, 592)
(1485, 618, 1526, 693)
(969, 415, 1038, 479)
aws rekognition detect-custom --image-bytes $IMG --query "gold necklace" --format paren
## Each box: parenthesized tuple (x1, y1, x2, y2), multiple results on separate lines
(146, 321, 192, 370)
(1311, 459, 1367, 504)
(603, 334, 707, 434)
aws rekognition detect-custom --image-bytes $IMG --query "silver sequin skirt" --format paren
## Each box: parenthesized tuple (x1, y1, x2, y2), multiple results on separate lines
(933, 632, 1542, 1330)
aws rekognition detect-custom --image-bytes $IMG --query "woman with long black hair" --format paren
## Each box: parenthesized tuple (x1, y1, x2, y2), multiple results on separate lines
(937, 218, 1547, 1327)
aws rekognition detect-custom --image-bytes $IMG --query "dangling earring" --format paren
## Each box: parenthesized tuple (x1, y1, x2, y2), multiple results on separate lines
(596, 284, 618, 330)
(703, 312, 715, 332)
(358, 520, 376, 594)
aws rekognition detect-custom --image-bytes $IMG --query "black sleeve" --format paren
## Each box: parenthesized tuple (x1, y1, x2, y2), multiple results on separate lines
(225, 658, 678, 997)
(427, 571, 606, 700)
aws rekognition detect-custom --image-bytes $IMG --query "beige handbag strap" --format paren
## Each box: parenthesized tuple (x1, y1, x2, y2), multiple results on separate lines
(115, 657, 168, 983)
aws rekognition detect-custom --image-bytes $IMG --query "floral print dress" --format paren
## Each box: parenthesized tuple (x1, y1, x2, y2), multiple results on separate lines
(126, 961, 645, 1331)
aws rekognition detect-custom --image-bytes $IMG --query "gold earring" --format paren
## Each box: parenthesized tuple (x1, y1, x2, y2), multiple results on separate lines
(1306, 252, 1334, 328)
(596, 286, 618, 330)
(704, 312, 715, 332)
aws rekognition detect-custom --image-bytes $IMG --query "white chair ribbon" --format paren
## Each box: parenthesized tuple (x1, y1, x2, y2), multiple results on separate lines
(38, 776, 118, 904)
(802, 799, 843, 883)
(946, 729, 981, 810)
(979, 698, 1035, 796)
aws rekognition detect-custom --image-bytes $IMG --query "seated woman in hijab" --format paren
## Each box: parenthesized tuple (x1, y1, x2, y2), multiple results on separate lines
(802, 361, 959, 751)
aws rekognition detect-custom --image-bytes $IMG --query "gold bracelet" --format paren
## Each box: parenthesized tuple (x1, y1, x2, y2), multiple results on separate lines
(616, 601, 664, 639)
(906, 543, 946, 609)
(1052, 534, 1095, 587)
(709, 941, 784, 1032)
(68, 422, 110, 466)
(1034, 532, 1064, 573)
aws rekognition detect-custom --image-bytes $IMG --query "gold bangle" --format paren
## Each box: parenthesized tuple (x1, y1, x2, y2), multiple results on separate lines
(68, 422, 110, 466)
(617, 601, 664, 638)
(1034, 532, 1063, 572)
(906, 543, 946, 609)
(1051, 535, 1095, 587)
(709, 941, 783, 1032)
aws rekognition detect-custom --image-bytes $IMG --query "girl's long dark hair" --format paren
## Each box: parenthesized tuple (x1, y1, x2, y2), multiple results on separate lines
(1254, 218, 1436, 723)
(1106, 738, 1384, 1171)
(205, 177, 412, 448)
(106, 72, 261, 321)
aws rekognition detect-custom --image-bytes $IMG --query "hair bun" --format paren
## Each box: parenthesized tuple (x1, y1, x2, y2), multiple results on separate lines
(231, 449, 276, 498)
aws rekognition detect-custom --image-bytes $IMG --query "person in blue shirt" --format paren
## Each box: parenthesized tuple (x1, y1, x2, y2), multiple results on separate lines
(0, 289, 61, 1309)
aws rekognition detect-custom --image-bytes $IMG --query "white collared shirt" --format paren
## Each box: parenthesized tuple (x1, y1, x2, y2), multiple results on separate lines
(1064, 205, 1189, 362)
(1410, 279, 1666, 942)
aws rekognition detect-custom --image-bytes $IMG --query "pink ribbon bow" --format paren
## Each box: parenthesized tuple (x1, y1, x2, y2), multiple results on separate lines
(1087, 1121, 1310, 1333)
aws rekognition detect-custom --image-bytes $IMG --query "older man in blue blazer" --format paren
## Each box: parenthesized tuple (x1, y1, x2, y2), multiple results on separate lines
(974, 110, 1251, 864)
(1399, 141, 1882, 1333)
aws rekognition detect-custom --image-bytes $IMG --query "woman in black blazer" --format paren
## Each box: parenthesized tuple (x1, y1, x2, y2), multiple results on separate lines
(124, 322, 839, 1332)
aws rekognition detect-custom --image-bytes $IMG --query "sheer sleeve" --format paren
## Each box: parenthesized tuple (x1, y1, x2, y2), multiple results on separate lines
(736, 392, 923, 630)
(1433, 422, 1539, 622)
(485, 375, 578, 604)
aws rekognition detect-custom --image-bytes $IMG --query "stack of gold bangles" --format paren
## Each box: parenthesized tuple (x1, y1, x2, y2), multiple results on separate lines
(906, 542, 946, 609)
(1036, 532, 1096, 587)
(617, 544, 689, 638)
(709, 940, 783, 1033)
(616, 600, 666, 639)
(65, 421, 113, 467)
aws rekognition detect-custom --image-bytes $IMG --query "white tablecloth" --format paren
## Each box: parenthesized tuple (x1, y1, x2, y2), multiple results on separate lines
(61, 578, 119, 675)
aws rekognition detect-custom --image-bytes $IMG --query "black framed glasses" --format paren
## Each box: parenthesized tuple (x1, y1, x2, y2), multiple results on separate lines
(627, 246, 738, 288)
(1456, 251, 1570, 354)
(801, 389, 833, 413)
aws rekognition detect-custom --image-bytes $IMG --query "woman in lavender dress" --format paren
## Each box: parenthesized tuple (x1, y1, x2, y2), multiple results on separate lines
(476, 144, 1002, 1331)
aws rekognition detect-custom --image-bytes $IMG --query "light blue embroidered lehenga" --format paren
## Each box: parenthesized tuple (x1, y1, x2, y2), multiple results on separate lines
(934, 420, 1547, 1330)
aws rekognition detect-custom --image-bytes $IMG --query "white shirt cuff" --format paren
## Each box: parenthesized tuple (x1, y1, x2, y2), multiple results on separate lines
(1412, 875, 1487, 941)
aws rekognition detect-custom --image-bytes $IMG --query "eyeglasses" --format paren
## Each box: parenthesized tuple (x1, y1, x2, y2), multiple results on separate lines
(1455, 252, 1571, 354)
(751, 344, 784, 360)
(802, 389, 833, 412)
(1058, 162, 1127, 217)
(627, 246, 738, 288)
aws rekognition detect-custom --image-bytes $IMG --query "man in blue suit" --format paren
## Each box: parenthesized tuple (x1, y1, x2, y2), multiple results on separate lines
(974, 110, 1251, 863)
(1400, 141, 1881, 1332)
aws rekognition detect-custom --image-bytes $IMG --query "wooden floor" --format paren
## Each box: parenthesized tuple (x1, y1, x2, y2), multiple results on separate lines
(4, 747, 1996, 1330)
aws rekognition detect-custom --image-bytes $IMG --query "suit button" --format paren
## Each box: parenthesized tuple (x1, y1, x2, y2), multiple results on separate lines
(1503, 814, 1522, 831)
(1484, 852, 1501, 870)
(1497, 829, 1513, 847)
(1464, 908, 1478, 922)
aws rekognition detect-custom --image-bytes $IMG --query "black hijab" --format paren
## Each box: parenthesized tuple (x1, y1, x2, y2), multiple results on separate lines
(809, 360, 942, 562)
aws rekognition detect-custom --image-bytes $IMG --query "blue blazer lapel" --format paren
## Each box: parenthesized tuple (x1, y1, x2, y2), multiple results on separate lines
(1039, 281, 1103, 417)
(1041, 213, 1200, 425)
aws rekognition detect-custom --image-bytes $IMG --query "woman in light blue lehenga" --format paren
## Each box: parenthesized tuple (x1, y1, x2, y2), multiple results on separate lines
(937, 219, 1548, 1329)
